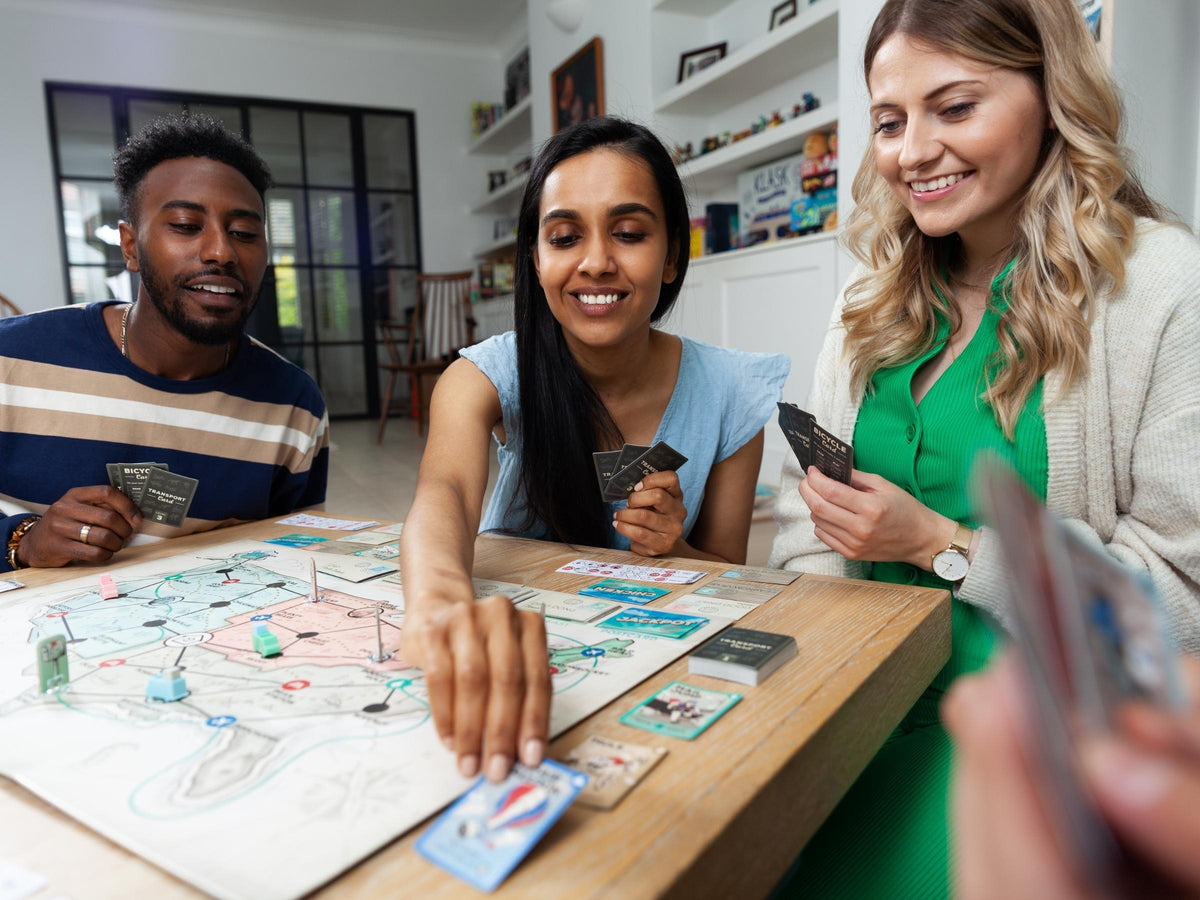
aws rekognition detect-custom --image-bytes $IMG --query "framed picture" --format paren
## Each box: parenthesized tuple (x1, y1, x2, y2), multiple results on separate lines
(504, 46, 531, 110)
(677, 42, 728, 83)
(770, 0, 798, 29)
(551, 37, 604, 135)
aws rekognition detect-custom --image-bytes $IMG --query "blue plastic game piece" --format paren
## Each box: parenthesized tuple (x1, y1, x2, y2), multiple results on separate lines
(145, 666, 189, 702)
(252, 622, 282, 658)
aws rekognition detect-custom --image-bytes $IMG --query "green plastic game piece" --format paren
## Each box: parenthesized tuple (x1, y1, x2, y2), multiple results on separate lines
(252, 622, 281, 658)
(36, 635, 69, 693)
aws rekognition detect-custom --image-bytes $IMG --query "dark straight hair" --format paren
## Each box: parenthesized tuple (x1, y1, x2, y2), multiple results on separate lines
(511, 116, 690, 546)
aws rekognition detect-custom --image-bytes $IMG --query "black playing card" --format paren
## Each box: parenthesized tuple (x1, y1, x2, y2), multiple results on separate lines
(602, 441, 688, 501)
(810, 422, 853, 485)
(776, 402, 814, 471)
(592, 450, 623, 493)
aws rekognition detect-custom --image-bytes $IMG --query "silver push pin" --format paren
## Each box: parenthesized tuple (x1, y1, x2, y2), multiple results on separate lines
(368, 604, 392, 664)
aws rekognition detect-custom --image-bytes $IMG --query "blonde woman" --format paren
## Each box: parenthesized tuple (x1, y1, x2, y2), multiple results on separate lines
(769, 0, 1200, 894)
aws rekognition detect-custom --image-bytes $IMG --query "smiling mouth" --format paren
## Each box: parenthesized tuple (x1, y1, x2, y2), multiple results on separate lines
(572, 291, 627, 306)
(909, 171, 975, 195)
(189, 284, 237, 295)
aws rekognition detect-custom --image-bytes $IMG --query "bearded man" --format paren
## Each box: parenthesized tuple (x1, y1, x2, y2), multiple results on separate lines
(1, 114, 328, 572)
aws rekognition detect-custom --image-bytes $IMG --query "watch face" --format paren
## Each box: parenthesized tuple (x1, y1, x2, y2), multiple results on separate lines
(932, 549, 969, 581)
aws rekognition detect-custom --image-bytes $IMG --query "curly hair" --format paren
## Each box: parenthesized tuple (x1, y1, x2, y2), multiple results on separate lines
(113, 113, 273, 223)
(842, 0, 1167, 437)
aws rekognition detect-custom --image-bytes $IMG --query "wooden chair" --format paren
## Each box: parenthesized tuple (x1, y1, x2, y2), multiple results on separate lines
(376, 270, 476, 442)
(0, 292, 22, 318)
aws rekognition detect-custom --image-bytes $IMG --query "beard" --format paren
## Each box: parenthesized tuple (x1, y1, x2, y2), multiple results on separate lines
(137, 247, 260, 346)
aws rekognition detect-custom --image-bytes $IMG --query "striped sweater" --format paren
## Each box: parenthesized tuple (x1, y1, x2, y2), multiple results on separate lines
(0, 301, 329, 570)
(769, 220, 1200, 651)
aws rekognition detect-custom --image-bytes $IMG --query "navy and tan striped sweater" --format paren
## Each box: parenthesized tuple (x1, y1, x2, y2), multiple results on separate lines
(0, 300, 329, 570)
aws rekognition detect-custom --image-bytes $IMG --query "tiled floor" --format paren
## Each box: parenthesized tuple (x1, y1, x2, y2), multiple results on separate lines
(325, 415, 777, 566)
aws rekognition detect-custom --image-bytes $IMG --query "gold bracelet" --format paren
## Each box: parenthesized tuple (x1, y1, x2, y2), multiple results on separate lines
(5, 515, 41, 570)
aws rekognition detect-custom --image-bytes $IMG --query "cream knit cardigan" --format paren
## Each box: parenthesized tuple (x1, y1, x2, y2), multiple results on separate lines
(769, 220, 1200, 652)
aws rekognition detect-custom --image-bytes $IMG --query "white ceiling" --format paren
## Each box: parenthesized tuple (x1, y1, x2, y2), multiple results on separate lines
(99, 0, 527, 45)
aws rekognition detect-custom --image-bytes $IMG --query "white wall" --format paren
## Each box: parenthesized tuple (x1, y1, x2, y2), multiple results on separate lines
(0, 0, 505, 312)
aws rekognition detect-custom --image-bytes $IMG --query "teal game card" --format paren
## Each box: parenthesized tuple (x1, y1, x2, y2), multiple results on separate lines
(579, 578, 671, 604)
(596, 607, 708, 640)
(620, 680, 741, 740)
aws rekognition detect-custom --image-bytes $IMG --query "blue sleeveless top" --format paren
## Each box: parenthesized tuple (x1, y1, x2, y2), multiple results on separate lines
(460, 332, 789, 550)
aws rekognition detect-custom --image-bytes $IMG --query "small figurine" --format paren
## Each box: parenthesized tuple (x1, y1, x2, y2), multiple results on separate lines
(792, 103, 803, 119)
(36, 635, 69, 694)
(252, 622, 282, 658)
(803, 92, 820, 112)
(720, 131, 731, 148)
(146, 666, 189, 702)
(768, 110, 784, 128)
(98, 574, 118, 600)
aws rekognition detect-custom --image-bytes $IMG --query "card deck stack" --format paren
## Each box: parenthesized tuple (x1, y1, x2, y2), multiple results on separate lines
(776, 402, 853, 484)
(107, 461, 197, 527)
(688, 627, 798, 686)
(976, 457, 1186, 892)
(593, 441, 688, 501)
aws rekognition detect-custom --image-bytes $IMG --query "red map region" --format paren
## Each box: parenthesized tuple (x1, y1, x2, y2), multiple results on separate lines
(197, 591, 408, 673)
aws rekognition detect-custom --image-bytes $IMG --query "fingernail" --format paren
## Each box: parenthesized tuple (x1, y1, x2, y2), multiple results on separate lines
(522, 738, 545, 767)
(458, 754, 479, 778)
(634, 481, 643, 491)
(441, 734, 454, 751)
(486, 754, 511, 782)
(1082, 740, 1171, 809)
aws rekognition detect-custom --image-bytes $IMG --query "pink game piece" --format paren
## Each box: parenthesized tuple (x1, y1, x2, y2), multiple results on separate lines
(98, 574, 118, 600)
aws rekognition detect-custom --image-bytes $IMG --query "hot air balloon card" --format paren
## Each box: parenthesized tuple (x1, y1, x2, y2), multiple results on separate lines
(557, 734, 668, 809)
(619, 680, 742, 740)
(416, 759, 589, 891)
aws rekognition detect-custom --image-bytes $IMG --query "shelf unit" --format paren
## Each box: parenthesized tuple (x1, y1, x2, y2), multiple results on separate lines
(679, 102, 838, 193)
(653, 1, 838, 116)
(467, 95, 533, 156)
(473, 234, 518, 259)
(650, 0, 735, 14)
(469, 172, 529, 215)
(688, 229, 835, 267)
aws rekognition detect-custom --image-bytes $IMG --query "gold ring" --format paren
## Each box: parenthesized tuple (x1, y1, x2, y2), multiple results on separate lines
(79, 524, 92, 545)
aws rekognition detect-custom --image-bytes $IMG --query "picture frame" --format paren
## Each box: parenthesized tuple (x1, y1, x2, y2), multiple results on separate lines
(677, 42, 728, 84)
(770, 0, 798, 29)
(551, 37, 604, 135)
(504, 46, 531, 111)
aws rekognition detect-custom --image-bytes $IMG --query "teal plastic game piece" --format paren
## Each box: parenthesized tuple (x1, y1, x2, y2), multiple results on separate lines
(146, 666, 189, 702)
(252, 622, 282, 658)
(36, 635, 69, 693)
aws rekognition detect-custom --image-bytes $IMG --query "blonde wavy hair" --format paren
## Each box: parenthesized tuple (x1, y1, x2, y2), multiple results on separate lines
(843, 0, 1166, 436)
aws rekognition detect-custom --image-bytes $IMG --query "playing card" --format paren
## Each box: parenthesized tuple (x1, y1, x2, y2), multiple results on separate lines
(592, 450, 623, 494)
(602, 442, 689, 501)
(557, 734, 667, 809)
(663, 594, 756, 621)
(613, 443, 651, 475)
(619, 680, 741, 740)
(776, 402, 814, 471)
(578, 578, 671, 604)
(313, 555, 398, 582)
(515, 594, 620, 623)
(810, 422, 854, 484)
(355, 541, 400, 561)
(110, 461, 168, 502)
(719, 566, 801, 586)
(137, 468, 197, 527)
(691, 581, 782, 604)
(596, 607, 710, 640)
(555, 559, 706, 584)
(262, 533, 330, 548)
(415, 759, 588, 892)
(334, 531, 398, 546)
(274, 513, 379, 531)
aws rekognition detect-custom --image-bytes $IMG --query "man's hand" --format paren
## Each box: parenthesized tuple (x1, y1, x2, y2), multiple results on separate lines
(402, 594, 551, 782)
(17, 486, 141, 567)
(614, 470, 687, 557)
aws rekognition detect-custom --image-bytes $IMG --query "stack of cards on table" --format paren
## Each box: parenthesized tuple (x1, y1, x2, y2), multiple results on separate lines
(688, 627, 798, 686)
(776, 402, 853, 484)
(977, 458, 1186, 882)
(592, 441, 688, 501)
(416, 759, 587, 892)
(106, 462, 197, 527)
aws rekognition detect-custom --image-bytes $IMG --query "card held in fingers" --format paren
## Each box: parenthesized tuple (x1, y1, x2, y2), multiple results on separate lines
(810, 422, 853, 484)
(592, 450, 623, 494)
(602, 441, 688, 501)
(776, 402, 814, 471)
(137, 468, 198, 527)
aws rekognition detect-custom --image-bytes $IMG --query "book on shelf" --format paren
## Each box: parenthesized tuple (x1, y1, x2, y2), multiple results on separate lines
(688, 627, 797, 686)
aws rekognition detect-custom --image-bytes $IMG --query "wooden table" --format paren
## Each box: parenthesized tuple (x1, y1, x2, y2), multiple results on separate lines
(0, 517, 950, 899)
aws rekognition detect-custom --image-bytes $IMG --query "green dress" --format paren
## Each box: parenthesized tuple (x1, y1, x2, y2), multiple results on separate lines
(777, 264, 1048, 898)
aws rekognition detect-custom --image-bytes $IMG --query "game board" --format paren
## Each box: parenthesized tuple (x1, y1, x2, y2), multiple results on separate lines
(0, 541, 726, 899)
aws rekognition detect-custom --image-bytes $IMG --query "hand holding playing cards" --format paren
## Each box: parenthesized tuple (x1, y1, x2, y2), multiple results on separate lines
(402, 593, 551, 783)
(613, 470, 687, 557)
(16, 485, 141, 567)
(798, 467, 956, 570)
(946, 653, 1200, 899)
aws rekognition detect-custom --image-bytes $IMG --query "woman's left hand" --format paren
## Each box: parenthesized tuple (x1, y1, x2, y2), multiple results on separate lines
(799, 466, 955, 570)
(614, 470, 686, 557)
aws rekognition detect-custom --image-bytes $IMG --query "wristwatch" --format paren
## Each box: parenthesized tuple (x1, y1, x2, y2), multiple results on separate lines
(931, 522, 973, 582)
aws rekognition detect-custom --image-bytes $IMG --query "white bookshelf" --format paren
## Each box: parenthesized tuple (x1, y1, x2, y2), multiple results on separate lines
(653, 1, 839, 116)
(473, 234, 518, 259)
(470, 172, 529, 215)
(467, 95, 533, 156)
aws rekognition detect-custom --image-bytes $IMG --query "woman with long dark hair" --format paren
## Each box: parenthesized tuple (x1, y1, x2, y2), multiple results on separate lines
(400, 116, 788, 783)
